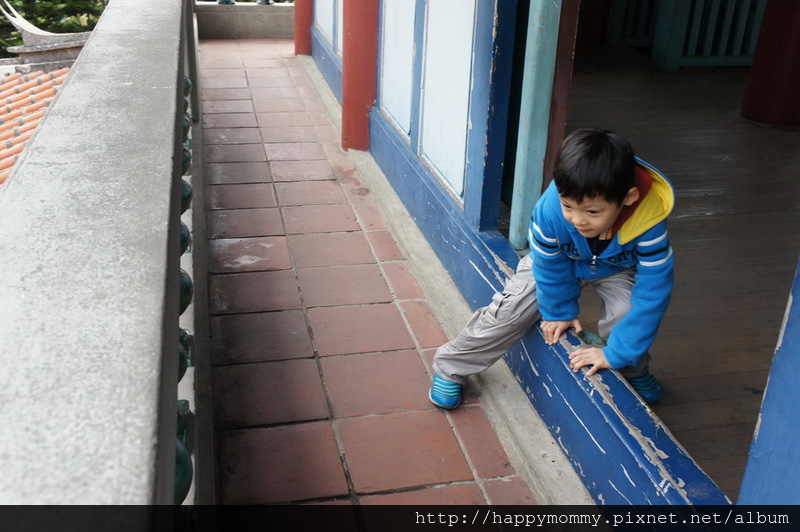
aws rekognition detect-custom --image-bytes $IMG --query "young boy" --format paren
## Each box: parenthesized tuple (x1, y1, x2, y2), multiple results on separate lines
(429, 128, 674, 408)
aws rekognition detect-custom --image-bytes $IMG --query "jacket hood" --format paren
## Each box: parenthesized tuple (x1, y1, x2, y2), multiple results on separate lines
(616, 158, 674, 244)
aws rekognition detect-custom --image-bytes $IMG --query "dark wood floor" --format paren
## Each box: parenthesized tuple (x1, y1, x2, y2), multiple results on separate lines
(566, 44, 800, 501)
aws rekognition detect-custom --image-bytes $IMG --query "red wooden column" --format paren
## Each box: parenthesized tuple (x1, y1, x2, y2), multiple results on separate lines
(341, 0, 379, 150)
(294, 0, 313, 56)
(741, 0, 800, 125)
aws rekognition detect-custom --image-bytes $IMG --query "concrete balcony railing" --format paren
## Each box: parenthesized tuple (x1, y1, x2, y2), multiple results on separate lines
(0, 0, 199, 505)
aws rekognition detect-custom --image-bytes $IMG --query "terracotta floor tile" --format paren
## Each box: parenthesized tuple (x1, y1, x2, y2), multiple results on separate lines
(201, 88, 251, 101)
(381, 262, 425, 300)
(203, 100, 254, 114)
(449, 405, 516, 479)
(338, 411, 473, 494)
(208, 236, 291, 273)
(205, 162, 271, 184)
(201, 68, 246, 79)
(366, 230, 404, 261)
(264, 142, 326, 161)
(482, 477, 538, 505)
(400, 301, 450, 348)
(359, 483, 486, 505)
(260, 126, 318, 144)
(219, 422, 348, 504)
(248, 76, 295, 89)
(352, 202, 388, 231)
(210, 270, 300, 314)
(275, 181, 346, 207)
(308, 304, 415, 356)
(256, 111, 313, 127)
(321, 351, 431, 417)
(204, 128, 262, 145)
(211, 310, 313, 365)
(205, 144, 266, 163)
(207, 183, 276, 210)
(214, 359, 329, 428)
(243, 58, 284, 69)
(297, 264, 392, 307)
(270, 160, 335, 181)
(314, 124, 339, 142)
(251, 87, 302, 100)
(201, 77, 248, 89)
(289, 232, 374, 268)
(245, 67, 291, 79)
(282, 204, 359, 234)
(207, 208, 284, 239)
(202, 113, 258, 129)
(253, 98, 304, 113)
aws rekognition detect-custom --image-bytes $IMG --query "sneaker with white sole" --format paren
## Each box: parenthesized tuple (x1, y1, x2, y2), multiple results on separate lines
(626, 372, 662, 404)
(429, 374, 462, 409)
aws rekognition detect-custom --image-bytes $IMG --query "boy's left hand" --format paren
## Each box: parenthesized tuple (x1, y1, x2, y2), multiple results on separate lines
(568, 347, 611, 376)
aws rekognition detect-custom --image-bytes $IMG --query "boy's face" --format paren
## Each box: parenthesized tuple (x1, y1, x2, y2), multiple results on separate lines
(559, 188, 639, 239)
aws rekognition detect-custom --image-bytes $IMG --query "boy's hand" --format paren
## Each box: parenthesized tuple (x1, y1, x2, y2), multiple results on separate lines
(569, 347, 611, 376)
(540, 319, 583, 345)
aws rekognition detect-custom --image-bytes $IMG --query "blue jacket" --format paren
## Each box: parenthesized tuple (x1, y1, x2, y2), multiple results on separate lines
(527, 159, 675, 369)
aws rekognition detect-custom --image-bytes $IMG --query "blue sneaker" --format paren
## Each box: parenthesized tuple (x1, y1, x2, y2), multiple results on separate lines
(429, 374, 462, 409)
(626, 372, 662, 404)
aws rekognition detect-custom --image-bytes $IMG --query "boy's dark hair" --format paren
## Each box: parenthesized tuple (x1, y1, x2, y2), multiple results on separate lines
(553, 128, 636, 205)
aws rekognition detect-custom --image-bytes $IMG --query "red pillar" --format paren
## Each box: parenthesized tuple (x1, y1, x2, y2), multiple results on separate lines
(741, 0, 800, 125)
(341, 0, 379, 150)
(294, 0, 313, 56)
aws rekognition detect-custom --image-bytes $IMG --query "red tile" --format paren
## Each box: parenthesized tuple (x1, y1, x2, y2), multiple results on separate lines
(382, 262, 425, 300)
(205, 162, 271, 184)
(253, 96, 302, 112)
(205, 144, 266, 163)
(321, 351, 432, 417)
(210, 270, 300, 314)
(359, 483, 486, 505)
(449, 405, 515, 479)
(219, 422, 348, 504)
(214, 359, 329, 428)
(367, 231, 405, 261)
(202, 88, 251, 101)
(338, 411, 473, 494)
(298, 264, 392, 308)
(270, 160, 335, 182)
(201, 77, 248, 89)
(401, 301, 450, 348)
(276, 181, 346, 206)
(210, 310, 313, 365)
(261, 126, 318, 144)
(252, 87, 302, 100)
(282, 204, 359, 234)
(243, 58, 284, 69)
(207, 208, 284, 239)
(257, 111, 312, 128)
(248, 76, 295, 89)
(203, 100, 254, 114)
(289, 232, 375, 268)
(202, 68, 246, 79)
(208, 236, 291, 273)
(243, 67, 290, 79)
(264, 142, 326, 161)
(482, 477, 538, 505)
(203, 113, 258, 128)
(308, 304, 415, 356)
(352, 201, 387, 231)
(204, 128, 262, 145)
(207, 183, 276, 209)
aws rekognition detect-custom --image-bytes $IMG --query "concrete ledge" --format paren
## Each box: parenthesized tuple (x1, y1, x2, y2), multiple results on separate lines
(195, 2, 294, 39)
(0, 0, 187, 505)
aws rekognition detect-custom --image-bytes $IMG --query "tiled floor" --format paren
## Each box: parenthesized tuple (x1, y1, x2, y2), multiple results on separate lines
(199, 38, 536, 506)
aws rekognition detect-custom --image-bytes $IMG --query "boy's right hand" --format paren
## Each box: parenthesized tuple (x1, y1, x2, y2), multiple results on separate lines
(540, 319, 583, 345)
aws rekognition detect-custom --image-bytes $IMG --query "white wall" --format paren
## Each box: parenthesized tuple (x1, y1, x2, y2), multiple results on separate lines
(379, 0, 416, 136)
(419, 0, 476, 197)
(314, 0, 335, 48)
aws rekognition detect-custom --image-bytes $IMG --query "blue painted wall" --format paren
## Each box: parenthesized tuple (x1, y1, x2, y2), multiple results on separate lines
(738, 260, 800, 503)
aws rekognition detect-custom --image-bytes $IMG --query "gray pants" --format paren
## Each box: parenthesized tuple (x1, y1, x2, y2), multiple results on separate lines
(432, 254, 650, 385)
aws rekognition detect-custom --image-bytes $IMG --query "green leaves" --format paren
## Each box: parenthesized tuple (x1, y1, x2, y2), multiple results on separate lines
(0, 0, 106, 58)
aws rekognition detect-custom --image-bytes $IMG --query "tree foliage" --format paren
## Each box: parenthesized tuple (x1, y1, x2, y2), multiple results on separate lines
(0, 0, 107, 58)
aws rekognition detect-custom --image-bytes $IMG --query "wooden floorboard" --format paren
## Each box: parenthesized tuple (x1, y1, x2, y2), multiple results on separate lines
(566, 44, 800, 502)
